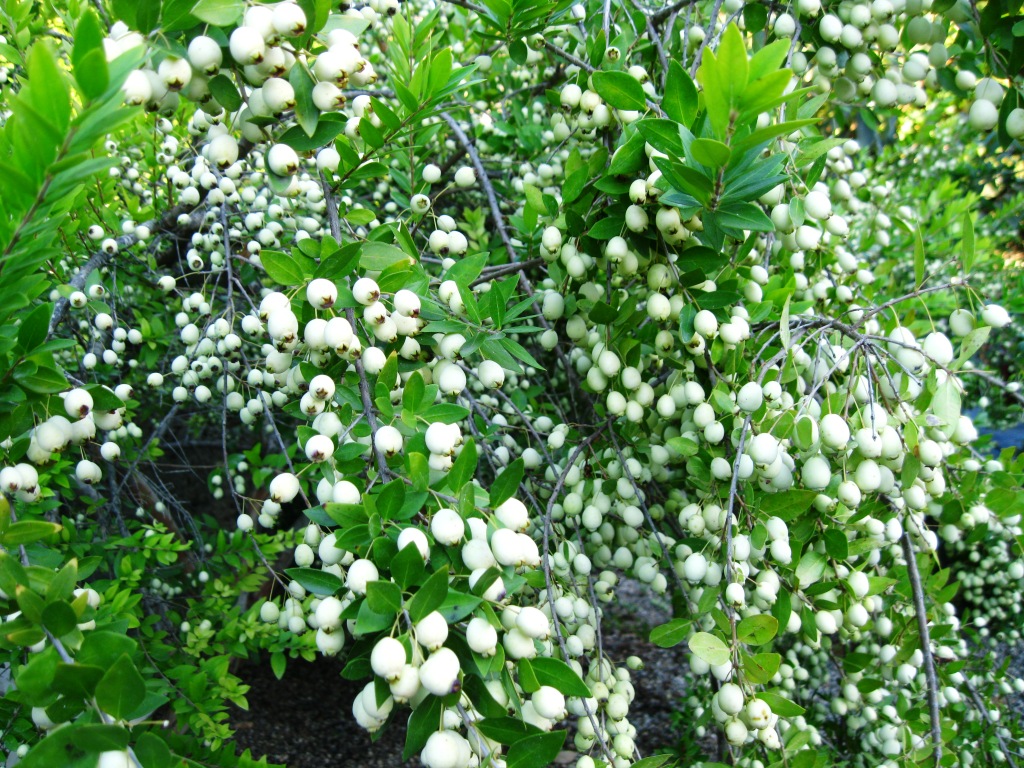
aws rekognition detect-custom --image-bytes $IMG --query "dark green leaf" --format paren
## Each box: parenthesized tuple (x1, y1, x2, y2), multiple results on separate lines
(591, 71, 648, 111)
(506, 731, 566, 768)
(261, 250, 306, 285)
(366, 580, 404, 616)
(649, 618, 690, 648)
(208, 74, 243, 112)
(95, 654, 146, 720)
(191, 0, 244, 25)
(408, 567, 449, 623)
(489, 458, 524, 509)
(284, 567, 343, 596)
(663, 60, 697, 125)
(531, 657, 591, 697)
(736, 615, 778, 645)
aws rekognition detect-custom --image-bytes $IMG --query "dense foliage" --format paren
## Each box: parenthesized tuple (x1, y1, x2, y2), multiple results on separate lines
(0, 0, 1022, 767)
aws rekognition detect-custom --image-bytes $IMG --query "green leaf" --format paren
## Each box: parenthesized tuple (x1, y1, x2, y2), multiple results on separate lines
(489, 458, 524, 509)
(629, 756, 673, 768)
(360, 242, 412, 271)
(476, 716, 542, 745)
(506, 731, 566, 768)
(824, 528, 849, 560)
(531, 657, 591, 697)
(260, 250, 306, 285)
(72, 10, 109, 99)
(517, 657, 540, 692)
(717, 202, 773, 232)
(930, 377, 961, 439)
(607, 129, 647, 175)
(14, 361, 68, 394)
(284, 567, 343, 596)
(743, 652, 781, 684)
(736, 615, 778, 646)
(85, 385, 125, 411)
(133, 732, 174, 768)
(16, 303, 52, 354)
(290, 62, 319, 137)
(756, 489, 816, 521)
(446, 438, 478, 492)
(913, 223, 925, 287)
(41, 601, 78, 637)
(636, 118, 685, 157)
(690, 138, 731, 169)
(688, 632, 730, 666)
(952, 326, 990, 369)
(376, 478, 407, 521)
(191, 0, 244, 25)
(208, 74, 243, 112)
(756, 690, 805, 716)
(25, 42, 71, 133)
(591, 71, 648, 111)
(78, 632, 136, 669)
(662, 60, 697, 126)
(3, 521, 61, 547)
(279, 120, 346, 152)
(95, 654, 146, 720)
(961, 210, 975, 273)
(408, 567, 449, 622)
(796, 550, 827, 588)
(366, 580, 404, 616)
(649, 618, 690, 648)
(403, 694, 444, 760)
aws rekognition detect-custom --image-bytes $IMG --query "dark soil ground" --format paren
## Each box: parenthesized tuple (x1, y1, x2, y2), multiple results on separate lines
(229, 579, 691, 767)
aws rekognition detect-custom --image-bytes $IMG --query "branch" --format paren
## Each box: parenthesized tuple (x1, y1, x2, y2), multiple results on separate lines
(439, 112, 517, 264)
(899, 530, 943, 763)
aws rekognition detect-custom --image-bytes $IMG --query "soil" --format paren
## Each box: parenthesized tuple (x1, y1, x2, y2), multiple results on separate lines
(229, 579, 691, 767)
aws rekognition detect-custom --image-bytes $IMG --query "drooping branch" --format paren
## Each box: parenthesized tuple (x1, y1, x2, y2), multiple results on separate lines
(900, 531, 944, 763)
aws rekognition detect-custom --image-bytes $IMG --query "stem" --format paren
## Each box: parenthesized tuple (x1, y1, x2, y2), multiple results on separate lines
(899, 531, 943, 763)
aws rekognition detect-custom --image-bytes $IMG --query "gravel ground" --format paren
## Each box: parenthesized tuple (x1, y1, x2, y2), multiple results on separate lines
(229, 579, 692, 767)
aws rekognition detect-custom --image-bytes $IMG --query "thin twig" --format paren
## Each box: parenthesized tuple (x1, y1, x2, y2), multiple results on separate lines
(899, 530, 944, 763)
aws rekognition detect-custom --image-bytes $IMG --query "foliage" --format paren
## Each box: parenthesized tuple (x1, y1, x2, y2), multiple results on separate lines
(0, 0, 1023, 767)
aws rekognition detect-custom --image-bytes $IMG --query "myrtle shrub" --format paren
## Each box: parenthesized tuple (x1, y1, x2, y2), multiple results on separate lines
(0, 0, 1023, 767)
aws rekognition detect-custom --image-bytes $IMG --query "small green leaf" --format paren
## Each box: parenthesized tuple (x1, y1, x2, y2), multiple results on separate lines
(591, 71, 648, 111)
(913, 224, 925, 287)
(952, 326, 990, 369)
(16, 303, 52, 354)
(961, 210, 975, 273)
(95, 654, 146, 720)
(41, 602, 78, 637)
(366, 580, 403, 616)
(446, 438, 478, 492)
(795, 550, 827, 588)
(360, 242, 411, 271)
(690, 138, 731, 169)
(260, 250, 306, 285)
(517, 657, 540, 693)
(736, 615, 778, 646)
(408, 567, 449, 623)
(191, 0, 244, 25)
(662, 59, 697, 125)
(530, 657, 591, 697)
(824, 528, 849, 560)
(208, 74, 243, 112)
(403, 695, 444, 760)
(506, 731, 566, 768)
(649, 618, 691, 648)
(284, 567, 343, 596)
(489, 459, 524, 509)
(688, 631, 731, 666)
(279, 120, 346, 152)
(3, 521, 61, 547)
(756, 690, 805, 716)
